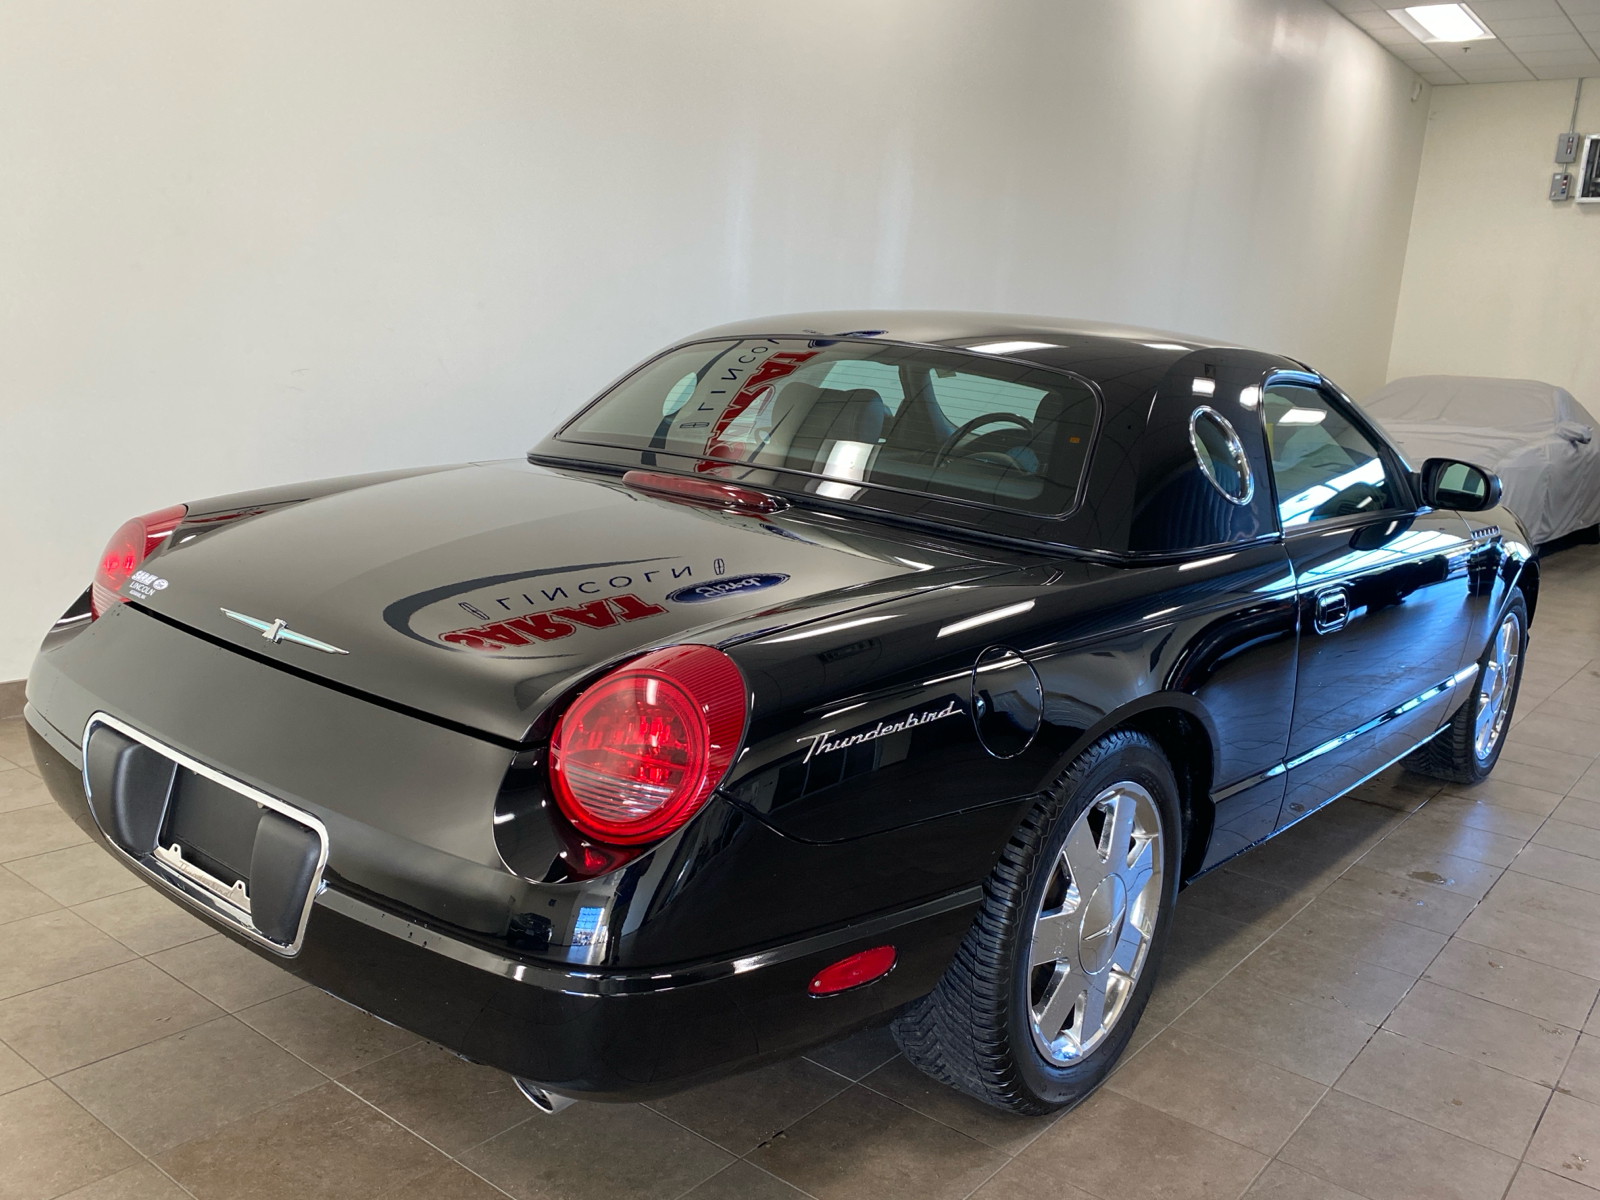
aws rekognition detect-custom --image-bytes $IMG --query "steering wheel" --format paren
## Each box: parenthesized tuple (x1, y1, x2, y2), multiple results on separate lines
(933, 413, 1034, 470)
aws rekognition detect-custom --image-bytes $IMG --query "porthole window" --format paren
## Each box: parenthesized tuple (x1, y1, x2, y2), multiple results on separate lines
(1189, 406, 1254, 506)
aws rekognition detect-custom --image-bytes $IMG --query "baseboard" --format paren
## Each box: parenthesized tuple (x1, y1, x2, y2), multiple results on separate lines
(0, 680, 24, 720)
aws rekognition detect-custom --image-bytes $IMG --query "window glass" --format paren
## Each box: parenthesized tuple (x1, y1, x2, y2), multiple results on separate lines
(560, 338, 1097, 515)
(1264, 385, 1398, 528)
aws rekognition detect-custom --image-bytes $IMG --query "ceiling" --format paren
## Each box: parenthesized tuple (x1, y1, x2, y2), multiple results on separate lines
(1329, 0, 1600, 83)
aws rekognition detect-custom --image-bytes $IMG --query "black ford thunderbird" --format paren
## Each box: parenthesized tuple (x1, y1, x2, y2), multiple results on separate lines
(24, 313, 1532, 1115)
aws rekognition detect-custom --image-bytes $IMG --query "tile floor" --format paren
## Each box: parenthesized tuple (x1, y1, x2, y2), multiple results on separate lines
(2, 546, 1600, 1200)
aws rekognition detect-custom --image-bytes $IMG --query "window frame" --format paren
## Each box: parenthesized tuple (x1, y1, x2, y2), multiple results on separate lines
(1258, 370, 1419, 538)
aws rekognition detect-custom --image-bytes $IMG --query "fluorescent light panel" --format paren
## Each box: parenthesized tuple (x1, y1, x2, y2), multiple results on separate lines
(967, 341, 1055, 355)
(1390, 4, 1493, 42)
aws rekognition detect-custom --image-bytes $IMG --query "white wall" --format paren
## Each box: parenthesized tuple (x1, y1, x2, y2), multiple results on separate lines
(0, 0, 1428, 680)
(1388, 80, 1600, 403)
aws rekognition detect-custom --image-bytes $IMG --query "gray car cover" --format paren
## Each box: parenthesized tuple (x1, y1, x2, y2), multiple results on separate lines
(1362, 375, 1600, 545)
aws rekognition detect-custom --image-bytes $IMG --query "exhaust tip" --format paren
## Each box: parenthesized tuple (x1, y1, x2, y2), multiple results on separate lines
(513, 1076, 578, 1114)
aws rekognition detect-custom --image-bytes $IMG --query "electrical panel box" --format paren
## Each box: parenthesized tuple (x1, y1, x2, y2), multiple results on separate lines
(1580, 134, 1600, 203)
(1553, 172, 1573, 201)
(1557, 132, 1580, 163)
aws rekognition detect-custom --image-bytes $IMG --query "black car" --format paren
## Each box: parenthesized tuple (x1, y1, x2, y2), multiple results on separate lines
(24, 312, 1532, 1115)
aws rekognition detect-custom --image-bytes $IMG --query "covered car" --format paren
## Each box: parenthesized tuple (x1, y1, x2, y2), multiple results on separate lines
(1363, 375, 1600, 546)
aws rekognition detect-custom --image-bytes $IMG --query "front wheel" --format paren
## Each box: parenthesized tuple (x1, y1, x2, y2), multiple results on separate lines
(892, 729, 1180, 1114)
(1404, 590, 1528, 785)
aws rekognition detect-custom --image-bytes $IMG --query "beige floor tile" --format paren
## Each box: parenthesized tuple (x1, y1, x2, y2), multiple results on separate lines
(1525, 1091, 1600, 1188)
(649, 1054, 850, 1156)
(1279, 1090, 1517, 1200)
(1498, 738, 1595, 781)
(464, 1100, 734, 1200)
(340, 1041, 532, 1155)
(1374, 814, 1528, 869)
(72, 888, 213, 956)
(1141, 905, 1273, 1025)
(1349, 766, 1442, 813)
(1241, 1161, 1366, 1199)
(1516, 845, 1600, 896)
(0, 804, 90, 862)
(804, 1025, 899, 1081)
(0, 909, 135, 1000)
(1458, 896, 1600, 981)
(1386, 980, 1579, 1086)
(1015, 1088, 1267, 1200)
(0, 1081, 141, 1200)
(1536, 819, 1600, 862)
(1107, 1027, 1325, 1154)
(1443, 777, 1565, 816)
(148, 934, 305, 1011)
(0, 959, 221, 1077)
(1424, 938, 1600, 1027)
(744, 1084, 1009, 1200)
(56, 1163, 190, 1199)
(0, 1039, 43, 1095)
(1173, 973, 1377, 1085)
(1552, 796, 1600, 829)
(1334, 1029, 1550, 1157)
(1505, 1163, 1600, 1200)
(1355, 839, 1506, 900)
(1178, 868, 1304, 931)
(1491, 756, 1593, 797)
(1558, 1033, 1600, 1106)
(0, 719, 35, 767)
(1229, 930, 1416, 1025)
(236, 987, 418, 1078)
(376, 1162, 513, 1200)
(0, 768, 50, 815)
(1503, 714, 1599, 760)
(966, 1152, 1102, 1200)
(7, 843, 141, 906)
(1484, 870, 1600, 936)
(1566, 768, 1600, 803)
(1414, 794, 1547, 841)
(155, 1080, 448, 1200)
(0, 865, 59, 925)
(57, 1016, 323, 1155)
(858, 1054, 1056, 1154)
(1318, 863, 1478, 935)
(1273, 894, 1450, 976)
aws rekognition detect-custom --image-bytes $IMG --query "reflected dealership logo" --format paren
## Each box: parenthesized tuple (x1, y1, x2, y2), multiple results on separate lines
(668, 573, 790, 604)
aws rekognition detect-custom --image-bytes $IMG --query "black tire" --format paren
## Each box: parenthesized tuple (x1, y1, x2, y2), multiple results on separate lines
(1404, 590, 1528, 785)
(891, 729, 1181, 1114)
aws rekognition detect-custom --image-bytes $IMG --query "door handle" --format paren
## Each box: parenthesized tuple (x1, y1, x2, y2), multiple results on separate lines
(1312, 586, 1349, 635)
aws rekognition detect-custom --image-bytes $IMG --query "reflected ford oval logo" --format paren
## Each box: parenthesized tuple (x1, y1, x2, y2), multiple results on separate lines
(668, 573, 790, 604)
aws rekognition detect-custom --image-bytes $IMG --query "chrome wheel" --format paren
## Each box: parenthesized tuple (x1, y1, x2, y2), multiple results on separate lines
(1474, 611, 1522, 762)
(1027, 781, 1163, 1064)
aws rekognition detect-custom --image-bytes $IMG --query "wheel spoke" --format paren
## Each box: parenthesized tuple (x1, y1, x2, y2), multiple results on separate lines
(1030, 910, 1076, 971)
(1034, 973, 1082, 1043)
(1073, 974, 1109, 1045)
(1061, 816, 1109, 892)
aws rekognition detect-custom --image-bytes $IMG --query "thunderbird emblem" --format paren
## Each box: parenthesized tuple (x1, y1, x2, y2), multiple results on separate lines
(221, 609, 349, 655)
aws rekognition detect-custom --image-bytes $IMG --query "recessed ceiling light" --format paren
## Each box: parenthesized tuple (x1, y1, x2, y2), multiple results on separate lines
(1389, 4, 1493, 43)
(967, 340, 1055, 354)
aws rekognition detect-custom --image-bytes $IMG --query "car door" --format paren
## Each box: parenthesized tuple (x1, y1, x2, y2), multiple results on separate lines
(1265, 374, 1476, 828)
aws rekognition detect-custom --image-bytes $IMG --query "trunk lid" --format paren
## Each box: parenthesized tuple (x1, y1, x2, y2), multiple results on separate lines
(129, 461, 1008, 742)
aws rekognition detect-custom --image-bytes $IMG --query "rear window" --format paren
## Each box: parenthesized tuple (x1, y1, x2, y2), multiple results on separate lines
(559, 338, 1097, 515)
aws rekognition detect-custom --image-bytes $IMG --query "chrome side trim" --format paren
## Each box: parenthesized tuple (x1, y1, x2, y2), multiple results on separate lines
(80, 712, 329, 957)
(1210, 664, 1475, 804)
(315, 883, 984, 997)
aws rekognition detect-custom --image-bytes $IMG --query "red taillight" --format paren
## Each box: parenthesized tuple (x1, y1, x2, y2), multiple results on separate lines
(549, 644, 747, 846)
(90, 504, 188, 619)
(808, 946, 896, 996)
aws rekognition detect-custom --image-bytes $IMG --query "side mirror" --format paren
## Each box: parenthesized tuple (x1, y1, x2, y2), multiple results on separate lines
(1419, 458, 1502, 512)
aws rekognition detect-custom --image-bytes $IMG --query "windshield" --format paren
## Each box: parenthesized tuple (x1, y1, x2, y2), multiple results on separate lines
(559, 338, 1098, 515)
